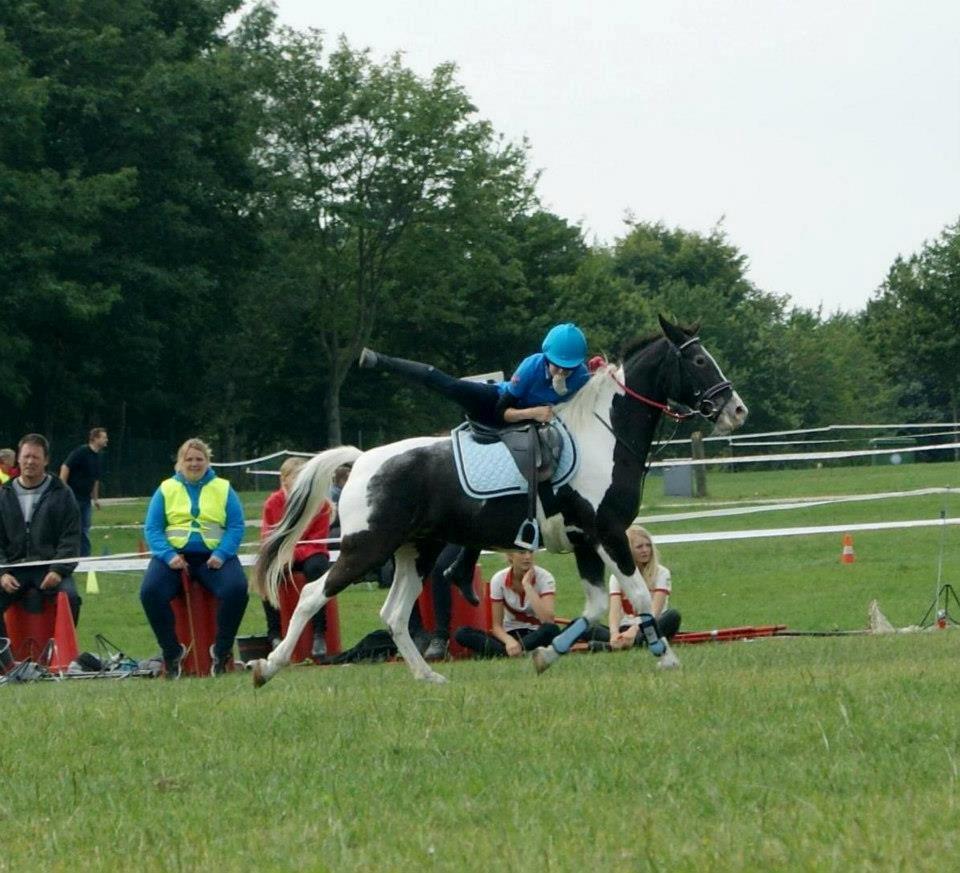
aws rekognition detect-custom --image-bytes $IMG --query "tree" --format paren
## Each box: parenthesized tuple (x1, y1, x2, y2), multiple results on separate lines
(0, 27, 133, 430)
(0, 0, 260, 456)
(236, 18, 536, 445)
(865, 219, 960, 425)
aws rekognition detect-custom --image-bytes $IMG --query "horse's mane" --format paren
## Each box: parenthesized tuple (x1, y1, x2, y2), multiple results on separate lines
(619, 323, 698, 363)
(619, 331, 664, 362)
(555, 363, 620, 433)
(557, 324, 697, 432)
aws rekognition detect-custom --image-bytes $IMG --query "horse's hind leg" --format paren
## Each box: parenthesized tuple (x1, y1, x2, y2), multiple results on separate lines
(382, 547, 447, 684)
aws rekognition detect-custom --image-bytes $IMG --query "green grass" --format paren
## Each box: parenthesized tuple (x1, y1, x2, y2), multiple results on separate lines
(4, 461, 960, 870)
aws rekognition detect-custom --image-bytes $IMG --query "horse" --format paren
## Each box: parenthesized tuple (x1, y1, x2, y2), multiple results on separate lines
(250, 315, 747, 685)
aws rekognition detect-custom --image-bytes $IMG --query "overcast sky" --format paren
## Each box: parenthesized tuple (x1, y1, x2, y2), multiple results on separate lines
(269, 0, 960, 314)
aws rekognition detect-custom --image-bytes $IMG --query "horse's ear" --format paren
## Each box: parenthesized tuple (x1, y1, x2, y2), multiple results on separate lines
(658, 313, 687, 347)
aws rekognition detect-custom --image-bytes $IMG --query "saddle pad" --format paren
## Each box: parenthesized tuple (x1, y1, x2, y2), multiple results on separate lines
(451, 418, 579, 500)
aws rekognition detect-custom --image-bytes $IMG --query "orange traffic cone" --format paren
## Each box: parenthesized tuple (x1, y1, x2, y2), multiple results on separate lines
(840, 533, 856, 564)
(49, 591, 80, 671)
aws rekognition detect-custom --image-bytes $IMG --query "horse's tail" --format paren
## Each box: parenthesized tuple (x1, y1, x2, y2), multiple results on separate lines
(252, 445, 362, 606)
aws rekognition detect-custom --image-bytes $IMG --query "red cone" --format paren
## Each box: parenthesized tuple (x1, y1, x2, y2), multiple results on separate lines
(48, 591, 79, 671)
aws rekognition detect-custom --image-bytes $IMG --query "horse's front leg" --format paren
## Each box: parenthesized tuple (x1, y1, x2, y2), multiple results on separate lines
(382, 547, 447, 684)
(531, 543, 607, 675)
(596, 533, 679, 670)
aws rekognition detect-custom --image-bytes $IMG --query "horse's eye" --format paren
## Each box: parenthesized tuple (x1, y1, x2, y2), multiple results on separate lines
(694, 355, 706, 367)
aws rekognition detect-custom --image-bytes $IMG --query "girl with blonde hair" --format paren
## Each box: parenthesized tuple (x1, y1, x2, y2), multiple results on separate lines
(607, 525, 681, 650)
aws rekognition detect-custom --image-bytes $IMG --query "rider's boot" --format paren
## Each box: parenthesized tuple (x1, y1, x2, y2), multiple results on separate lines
(359, 348, 437, 384)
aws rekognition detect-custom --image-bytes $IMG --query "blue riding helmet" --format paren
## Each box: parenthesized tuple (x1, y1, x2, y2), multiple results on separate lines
(541, 323, 587, 369)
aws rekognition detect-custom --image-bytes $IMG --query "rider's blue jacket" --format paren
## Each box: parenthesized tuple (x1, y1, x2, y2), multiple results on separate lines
(498, 353, 590, 407)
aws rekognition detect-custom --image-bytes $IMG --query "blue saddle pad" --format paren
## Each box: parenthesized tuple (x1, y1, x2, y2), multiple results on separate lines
(450, 419, 579, 500)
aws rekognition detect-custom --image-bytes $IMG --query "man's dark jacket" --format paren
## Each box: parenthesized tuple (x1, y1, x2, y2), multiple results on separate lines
(0, 476, 80, 577)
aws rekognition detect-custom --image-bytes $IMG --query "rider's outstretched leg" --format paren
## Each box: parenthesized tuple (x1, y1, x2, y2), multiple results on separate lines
(359, 349, 500, 424)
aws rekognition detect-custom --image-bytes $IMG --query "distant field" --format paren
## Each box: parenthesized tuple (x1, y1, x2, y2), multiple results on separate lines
(80, 460, 960, 652)
(4, 460, 959, 870)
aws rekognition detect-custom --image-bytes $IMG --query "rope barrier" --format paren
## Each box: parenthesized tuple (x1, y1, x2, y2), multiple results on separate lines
(199, 422, 960, 467)
(649, 439, 960, 468)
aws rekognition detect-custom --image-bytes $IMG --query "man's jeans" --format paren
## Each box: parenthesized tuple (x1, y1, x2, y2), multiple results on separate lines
(77, 499, 92, 558)
(0, 568, 82, 638)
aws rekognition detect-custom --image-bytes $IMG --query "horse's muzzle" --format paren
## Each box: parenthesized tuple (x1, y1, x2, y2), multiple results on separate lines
(712, 391, 748, 435)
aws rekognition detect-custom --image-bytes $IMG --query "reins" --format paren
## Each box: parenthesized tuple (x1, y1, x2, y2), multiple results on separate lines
(609, 373, 696, 422)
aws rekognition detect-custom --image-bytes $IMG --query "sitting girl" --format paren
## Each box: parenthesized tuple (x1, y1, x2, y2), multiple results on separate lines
(608, 525, 681, 649)
(453, 550, 560, 657)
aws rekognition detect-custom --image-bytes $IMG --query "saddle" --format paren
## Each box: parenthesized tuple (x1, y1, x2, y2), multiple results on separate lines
(452, 419, 575, 550)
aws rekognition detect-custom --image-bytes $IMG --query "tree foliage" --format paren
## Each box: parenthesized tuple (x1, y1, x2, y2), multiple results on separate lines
(865, 219, 960, 422)
(0, 0, 943, 491)
(233, 16, 540, 444)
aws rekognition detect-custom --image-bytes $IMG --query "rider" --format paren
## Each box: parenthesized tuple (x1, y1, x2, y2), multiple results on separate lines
(358, 323, 590, 428)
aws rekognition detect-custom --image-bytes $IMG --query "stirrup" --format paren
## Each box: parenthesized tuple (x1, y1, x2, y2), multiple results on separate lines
(514, 519, 540, 551)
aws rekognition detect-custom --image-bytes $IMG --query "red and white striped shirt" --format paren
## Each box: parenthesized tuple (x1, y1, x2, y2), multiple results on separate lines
(490, 565, 556, 632)
(608, 566, 671, 625)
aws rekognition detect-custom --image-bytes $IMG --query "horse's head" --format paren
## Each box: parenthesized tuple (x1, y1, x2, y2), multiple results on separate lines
(622, 315, 748, 435)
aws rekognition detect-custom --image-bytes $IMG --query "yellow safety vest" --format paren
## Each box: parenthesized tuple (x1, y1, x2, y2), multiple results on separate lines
(160, 476, 230, 549)
(0, 470, 8, 485)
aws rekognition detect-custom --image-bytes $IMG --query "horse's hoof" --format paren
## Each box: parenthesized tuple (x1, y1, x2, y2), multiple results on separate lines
(419, 670, 448, 685)
(532, 646, 558, 675)
(252, 659, 276, 688)
(657, 650, 681, 670)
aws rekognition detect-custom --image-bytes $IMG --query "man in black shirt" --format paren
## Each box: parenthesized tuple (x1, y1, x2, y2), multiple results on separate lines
(0, 434, 82, 637)
(59, 427, 108, 557)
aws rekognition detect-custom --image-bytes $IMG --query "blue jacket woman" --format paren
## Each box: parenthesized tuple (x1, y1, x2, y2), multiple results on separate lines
(358, 323, 590, 427)
(139, 437, 248, 677)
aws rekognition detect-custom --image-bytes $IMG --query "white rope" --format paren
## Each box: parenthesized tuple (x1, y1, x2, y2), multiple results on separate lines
(20, 514, 958, 573)
(649, 439, 960, 468)
(655, 516, 960, 545)
(666, 421, 960, 446)
(209, 449, 314, 468)
(639, 487, 955, 524)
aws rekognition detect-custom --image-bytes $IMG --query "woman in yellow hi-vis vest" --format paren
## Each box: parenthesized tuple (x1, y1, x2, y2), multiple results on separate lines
(140, 438, 248, 677)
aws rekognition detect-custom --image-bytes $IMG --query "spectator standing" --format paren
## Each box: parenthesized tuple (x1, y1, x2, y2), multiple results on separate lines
(59, 427, 108, 557)
(0, 434, 82, 638)
(139, 438, 248, 677)
(423, 543, 468, 661)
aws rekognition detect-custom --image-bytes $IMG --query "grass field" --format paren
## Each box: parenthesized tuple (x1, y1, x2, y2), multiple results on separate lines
(2, 461, 960, 870)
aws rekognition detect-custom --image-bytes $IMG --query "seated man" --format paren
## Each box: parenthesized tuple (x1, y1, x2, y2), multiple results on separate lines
(0, 434, 82, 637)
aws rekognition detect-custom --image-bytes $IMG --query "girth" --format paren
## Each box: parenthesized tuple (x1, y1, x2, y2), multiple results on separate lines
(465, 419, 564, 549)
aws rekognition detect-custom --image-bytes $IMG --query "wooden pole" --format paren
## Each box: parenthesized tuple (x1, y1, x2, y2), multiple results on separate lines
(691, 430, 707, 498)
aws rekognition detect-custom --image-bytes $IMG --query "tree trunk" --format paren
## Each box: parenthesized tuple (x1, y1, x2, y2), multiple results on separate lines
(325, 369, 345, 447)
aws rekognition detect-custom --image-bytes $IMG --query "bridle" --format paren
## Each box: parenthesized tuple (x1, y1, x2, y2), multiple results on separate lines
(611, 335, 732, 423)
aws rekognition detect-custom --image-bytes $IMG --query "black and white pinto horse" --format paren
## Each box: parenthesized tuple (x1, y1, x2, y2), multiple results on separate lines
(251, 316, 747, 685)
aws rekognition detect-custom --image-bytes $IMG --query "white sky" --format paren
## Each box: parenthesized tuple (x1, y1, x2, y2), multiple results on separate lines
(269, 0, 960, 314)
